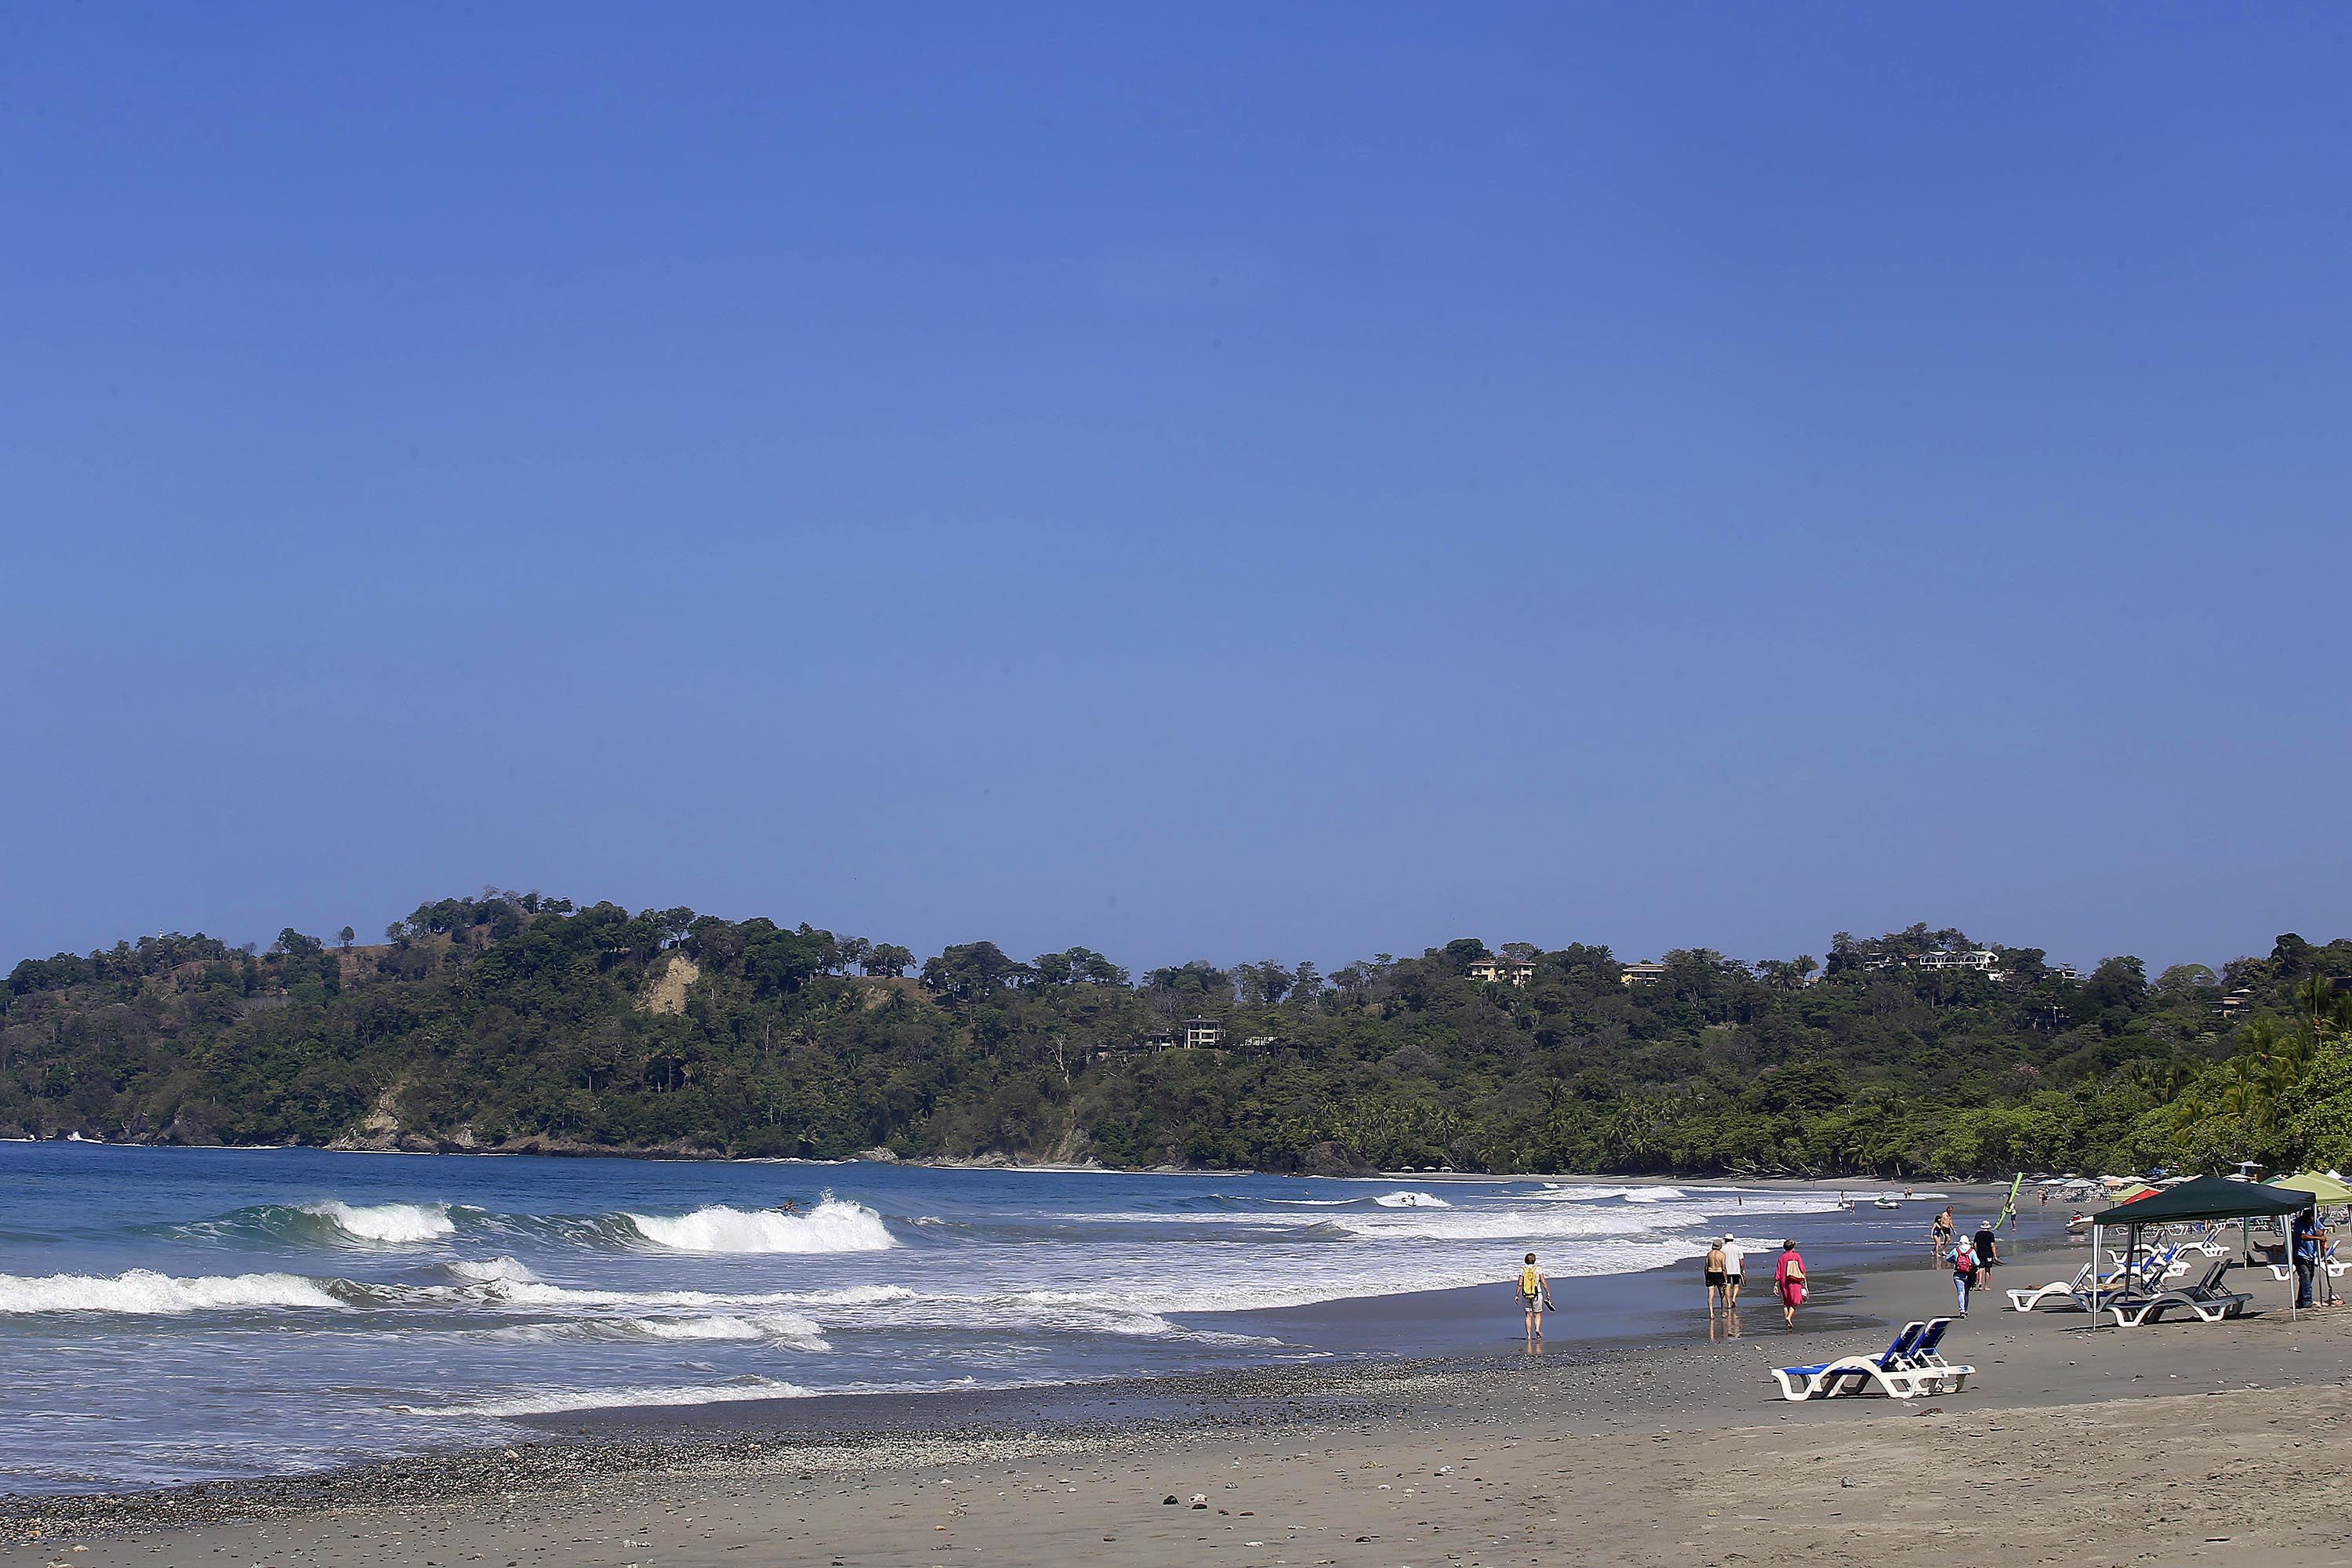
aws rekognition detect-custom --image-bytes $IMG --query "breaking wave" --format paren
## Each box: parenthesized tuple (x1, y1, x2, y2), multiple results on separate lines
(1372, 1190, 1450, 1208)
(1534, 1184, 1690, 1203)
(169, 1196, 898, 1256)
(0, 1269, 346, 1315)
(304, 1200, 456, 1245)
(620, 1199, 894, 1254)
(441, 1255, 540, 1286)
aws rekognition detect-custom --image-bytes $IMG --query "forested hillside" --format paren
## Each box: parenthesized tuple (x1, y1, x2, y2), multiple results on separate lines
(5, 892, 2350, 1178)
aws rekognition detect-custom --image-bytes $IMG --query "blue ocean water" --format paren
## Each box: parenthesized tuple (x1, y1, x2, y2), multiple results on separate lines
(0, 1142, 1933, 1494)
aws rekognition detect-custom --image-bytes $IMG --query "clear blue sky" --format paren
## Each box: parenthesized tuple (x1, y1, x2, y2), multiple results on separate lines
(4, 5, 2347, 976)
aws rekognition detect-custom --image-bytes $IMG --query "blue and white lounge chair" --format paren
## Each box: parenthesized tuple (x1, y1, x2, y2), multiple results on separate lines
(1904, 1316, 1971, 1391)
(1769, 1319, 1973, 1402)
(1771, 1321, 1924, 1401)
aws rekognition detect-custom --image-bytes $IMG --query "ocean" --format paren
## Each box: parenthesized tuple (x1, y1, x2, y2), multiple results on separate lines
(0, 1141, 1958, 1495)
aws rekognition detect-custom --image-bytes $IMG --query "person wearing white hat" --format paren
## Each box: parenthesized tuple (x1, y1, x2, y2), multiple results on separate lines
(1719, 1233, 1745, 1306)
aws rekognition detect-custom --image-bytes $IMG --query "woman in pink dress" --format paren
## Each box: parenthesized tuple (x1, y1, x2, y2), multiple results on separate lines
(1773, 1240, 1806, 1327)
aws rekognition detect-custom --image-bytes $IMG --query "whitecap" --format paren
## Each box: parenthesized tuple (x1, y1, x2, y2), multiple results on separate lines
(1372, 1191, 1450, 1208)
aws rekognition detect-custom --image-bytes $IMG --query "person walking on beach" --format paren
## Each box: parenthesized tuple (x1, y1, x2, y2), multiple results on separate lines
(1773, 1240, 1806, 1327)
(1949, 1230, 1976, 1316)
(1516, 1252, 1554, 1343)
(1721, 1234, 1746, 1307)
(1929, 1207, 1955, 1267)
(1703, 1238, 1728, 1312)
(1972, 1218, 2000, 1283)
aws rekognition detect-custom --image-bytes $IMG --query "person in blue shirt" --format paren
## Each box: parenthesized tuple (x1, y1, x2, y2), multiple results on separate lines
(2293, 1209, 2322, 1309)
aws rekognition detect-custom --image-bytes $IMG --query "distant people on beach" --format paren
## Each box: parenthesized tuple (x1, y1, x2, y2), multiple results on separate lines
(1949, 1230, 1976, 1316)
(1720, 1234, 1745, 1306)
(1516, 1252, 1554, 1344)
(1773, 1240, 1806, 1327)
(1930, 1206, 1955, 1266)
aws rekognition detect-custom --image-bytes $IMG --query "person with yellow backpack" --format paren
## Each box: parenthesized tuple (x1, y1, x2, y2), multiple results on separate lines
(1515, 1252, 1555, 1343)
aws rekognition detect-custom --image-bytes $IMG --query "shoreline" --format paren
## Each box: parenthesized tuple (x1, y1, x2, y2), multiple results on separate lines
(0, 1193, 2065, 1536)
(12, 1247, 2352, 1564)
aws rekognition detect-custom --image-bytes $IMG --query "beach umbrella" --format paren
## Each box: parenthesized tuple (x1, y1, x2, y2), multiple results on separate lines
(2269, 1172, 2352, 1206)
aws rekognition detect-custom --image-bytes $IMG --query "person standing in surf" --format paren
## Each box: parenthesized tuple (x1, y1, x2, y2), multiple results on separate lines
(1515, 1252, 1554, 1343)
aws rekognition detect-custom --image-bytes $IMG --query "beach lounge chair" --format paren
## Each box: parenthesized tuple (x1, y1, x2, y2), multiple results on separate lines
(2103, 1243, 2190, 1280)
(1902, 1316, 1972, 1392)
(1770, 1321, 1923, 1401)
(2103, 1258, 2252, 1328)
(2008, 1262, 2100, 1312)
(1769, 1319, 1973, 1402)
(2007, 1258, 2163, 1313)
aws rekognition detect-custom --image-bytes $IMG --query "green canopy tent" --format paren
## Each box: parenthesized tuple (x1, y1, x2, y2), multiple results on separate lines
(2087, 1174, 2315, 1327)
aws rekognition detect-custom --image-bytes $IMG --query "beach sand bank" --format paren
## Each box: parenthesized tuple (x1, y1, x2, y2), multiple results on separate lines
(9, 1218, 2350, 1567)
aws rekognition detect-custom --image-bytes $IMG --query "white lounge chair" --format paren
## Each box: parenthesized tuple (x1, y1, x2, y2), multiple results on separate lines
(2103, 1259, 2253, 1327)
(2008, 1256, 2168, 1312)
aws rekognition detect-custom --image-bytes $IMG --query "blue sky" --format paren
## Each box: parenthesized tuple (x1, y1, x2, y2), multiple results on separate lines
(3, 5, 2347, 975)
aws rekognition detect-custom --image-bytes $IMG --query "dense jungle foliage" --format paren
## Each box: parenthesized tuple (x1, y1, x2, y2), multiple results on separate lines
(5, 892, 2351, 1178)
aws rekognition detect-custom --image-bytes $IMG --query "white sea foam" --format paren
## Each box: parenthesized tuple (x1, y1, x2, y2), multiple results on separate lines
(637, 1312, 824, 1343)
(991, 1291, 1281, 1345)
(787, 1283, 918, 1306)
(1528, 1185, 1686, 1203)
(1325, 1205, 1709, 1243)
(622, 1198, 893, 1254)
(1372, 1191, 1450, 1208)
(0, 1269, 346, 1315)
(443, 1256, 540, 1285)
(486, 1312, 829, 1349)
(305, 1201, 456, 1245)
(395, 1377, 812, 1417)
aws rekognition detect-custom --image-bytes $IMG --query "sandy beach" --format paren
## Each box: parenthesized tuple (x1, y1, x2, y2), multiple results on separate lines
(10, 1211, 2352, 1568)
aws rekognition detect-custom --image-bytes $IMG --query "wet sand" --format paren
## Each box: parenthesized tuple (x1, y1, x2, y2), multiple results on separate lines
(9, 1214, 2352, 1566)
